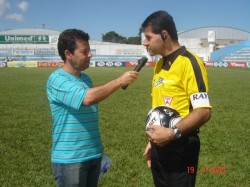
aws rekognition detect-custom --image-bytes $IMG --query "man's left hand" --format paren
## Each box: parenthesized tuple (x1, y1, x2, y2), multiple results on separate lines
(146, 125, 175, 147)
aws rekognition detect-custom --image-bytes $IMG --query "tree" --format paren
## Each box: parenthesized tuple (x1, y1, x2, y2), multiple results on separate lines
(102, 29, 143, 45)
(127, 36, 141, 45)
(102, 31, 127, 43)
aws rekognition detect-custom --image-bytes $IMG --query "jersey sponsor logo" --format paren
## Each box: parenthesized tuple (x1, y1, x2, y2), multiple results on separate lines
(192, 92, 208, 100)
(190, 92, 211, 109)
(163, 96, 173, 106)
(154, 77, 164, 87)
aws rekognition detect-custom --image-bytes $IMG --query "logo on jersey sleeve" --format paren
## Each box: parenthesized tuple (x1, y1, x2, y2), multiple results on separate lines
(190, 92, 211, 109)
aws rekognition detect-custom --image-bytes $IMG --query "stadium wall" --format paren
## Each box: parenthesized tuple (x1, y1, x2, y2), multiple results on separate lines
(0, 29, 154, 68)
(1, 27, 250, 69)
(205, 61, 250, 68)
(0, 60, 156, 68)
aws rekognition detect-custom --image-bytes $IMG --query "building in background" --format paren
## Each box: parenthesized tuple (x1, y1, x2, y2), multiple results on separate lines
(178, 26, 250, 61)
(0, 27, 250, 68)
(0, 28, 147, 65)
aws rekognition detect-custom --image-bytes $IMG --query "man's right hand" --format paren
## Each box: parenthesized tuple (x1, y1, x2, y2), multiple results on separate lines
(118, 71, 139, 88)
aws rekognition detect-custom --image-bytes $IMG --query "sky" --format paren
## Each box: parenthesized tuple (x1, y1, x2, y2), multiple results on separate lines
(0, 0, 250, 40)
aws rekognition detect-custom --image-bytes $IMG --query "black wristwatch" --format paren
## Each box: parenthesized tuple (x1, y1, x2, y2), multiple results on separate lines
(172, 126, 182, 139)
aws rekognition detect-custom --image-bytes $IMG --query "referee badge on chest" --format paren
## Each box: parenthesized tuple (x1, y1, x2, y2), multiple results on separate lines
(163, 96, 173, 106)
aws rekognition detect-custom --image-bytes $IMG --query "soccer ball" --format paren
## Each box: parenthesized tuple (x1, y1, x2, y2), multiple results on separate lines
(145, 106, 182, 130)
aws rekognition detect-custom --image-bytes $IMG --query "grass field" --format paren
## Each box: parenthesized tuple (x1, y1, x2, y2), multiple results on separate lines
(0, 66, 249, 187)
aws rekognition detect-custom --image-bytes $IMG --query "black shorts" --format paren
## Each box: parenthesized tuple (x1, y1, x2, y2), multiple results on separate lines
(150, 134, 200, 187)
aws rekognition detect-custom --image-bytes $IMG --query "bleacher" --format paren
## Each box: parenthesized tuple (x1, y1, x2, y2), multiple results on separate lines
(210, 40, 250, 63)
(0, 48, 60, 62)
(0, 45, 147, 68)
(0, 39, 147, 65)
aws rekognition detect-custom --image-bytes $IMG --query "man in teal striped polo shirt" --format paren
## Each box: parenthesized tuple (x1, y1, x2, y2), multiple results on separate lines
(46, 29, 139, 187)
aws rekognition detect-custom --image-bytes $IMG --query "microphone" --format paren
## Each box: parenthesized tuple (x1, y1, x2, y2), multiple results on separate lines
(122, 57, 148, 90)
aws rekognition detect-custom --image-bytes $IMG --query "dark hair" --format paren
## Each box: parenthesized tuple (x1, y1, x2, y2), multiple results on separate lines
(57, 29, 90, 61)
(141, 10, 178, 41)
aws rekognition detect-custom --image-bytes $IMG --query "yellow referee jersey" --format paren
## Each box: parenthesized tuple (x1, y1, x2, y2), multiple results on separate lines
(152, 46, 212, 118)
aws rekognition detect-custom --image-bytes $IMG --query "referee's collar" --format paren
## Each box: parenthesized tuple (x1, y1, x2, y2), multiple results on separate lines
(162, 46, 186, 70)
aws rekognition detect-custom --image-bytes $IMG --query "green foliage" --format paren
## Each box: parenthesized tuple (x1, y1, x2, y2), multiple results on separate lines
(102, 31, 141, 44)
(102, 31, 127, 44)
(127, 36, 141, 45)
(0, 67, 249, 186)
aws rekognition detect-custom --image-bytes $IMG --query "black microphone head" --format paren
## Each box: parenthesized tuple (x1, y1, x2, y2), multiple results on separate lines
(139, 57, 148, 65)
(122, 56, 148, 90)
(134, 57, 148, 72)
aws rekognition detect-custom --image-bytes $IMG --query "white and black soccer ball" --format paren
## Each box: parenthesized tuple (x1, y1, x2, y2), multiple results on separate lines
(145, 106, 182, 130)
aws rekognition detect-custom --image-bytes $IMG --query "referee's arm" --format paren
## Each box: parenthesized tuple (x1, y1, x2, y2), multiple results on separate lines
(174, 107, 211, 135)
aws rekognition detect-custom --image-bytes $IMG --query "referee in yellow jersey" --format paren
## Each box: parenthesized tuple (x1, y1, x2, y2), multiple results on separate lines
(142, 11, 212, 187)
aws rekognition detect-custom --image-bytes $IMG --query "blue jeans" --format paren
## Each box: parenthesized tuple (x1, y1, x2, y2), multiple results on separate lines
(52, 158, 102, 187)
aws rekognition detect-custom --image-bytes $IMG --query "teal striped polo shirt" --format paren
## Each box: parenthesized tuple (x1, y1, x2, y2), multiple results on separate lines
(46, 69, 103, 164)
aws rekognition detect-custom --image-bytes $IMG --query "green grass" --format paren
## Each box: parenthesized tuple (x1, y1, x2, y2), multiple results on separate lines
(0, 67, 249, 187)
